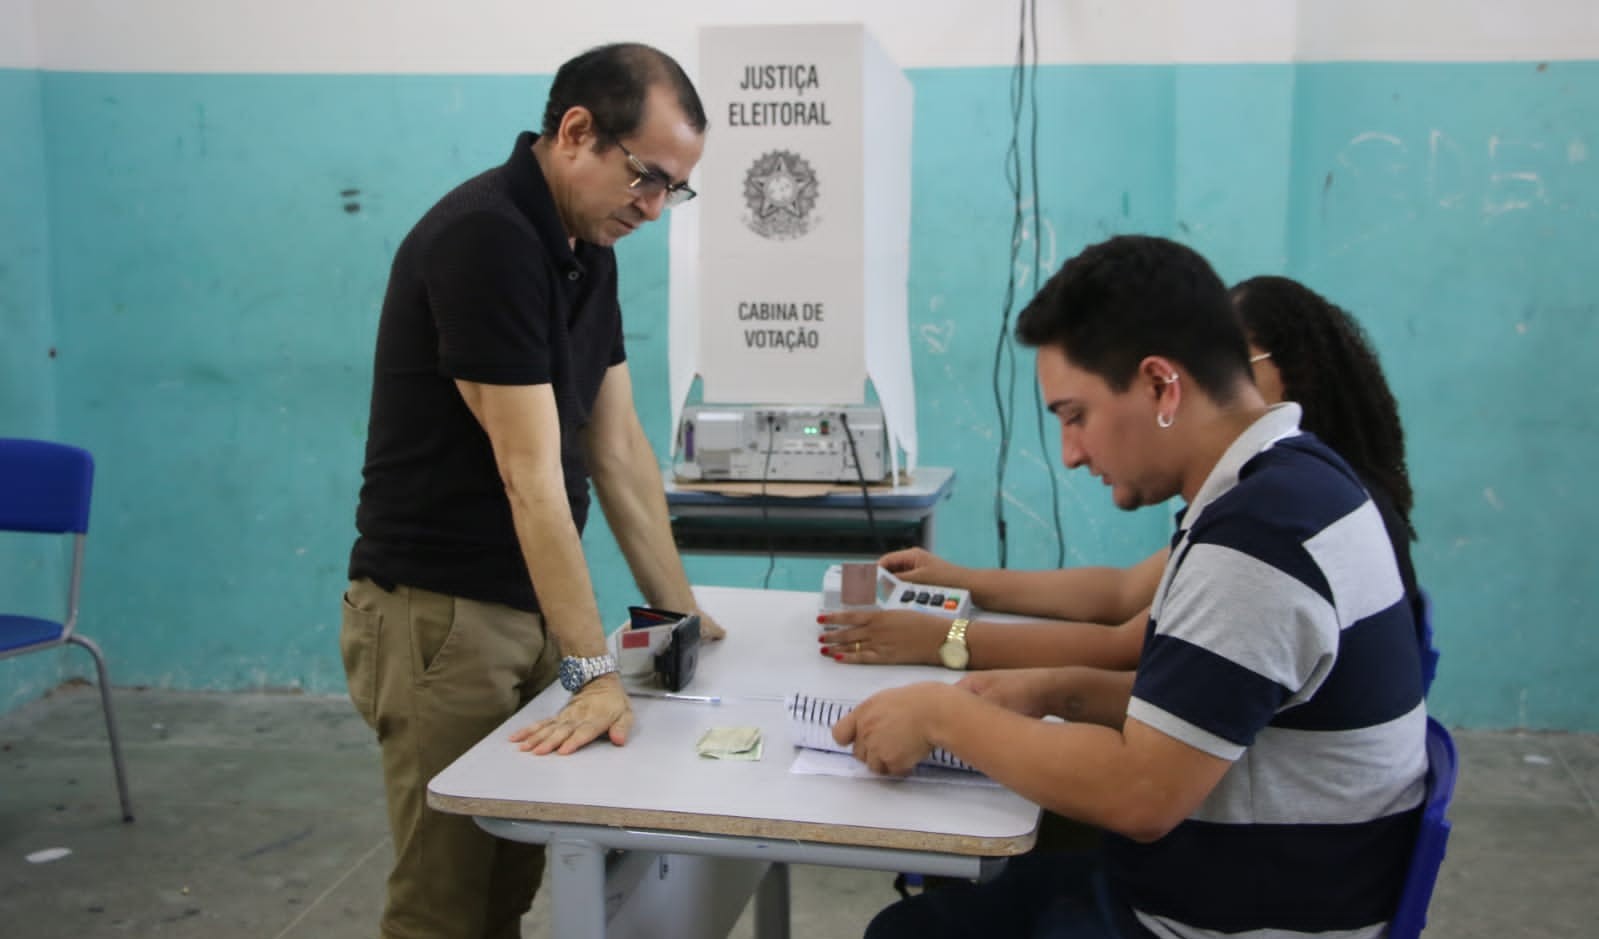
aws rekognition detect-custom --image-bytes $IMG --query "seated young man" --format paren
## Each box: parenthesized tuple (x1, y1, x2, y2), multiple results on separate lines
(818, 279, 1427, 677)
(835, 235, 1429, 939)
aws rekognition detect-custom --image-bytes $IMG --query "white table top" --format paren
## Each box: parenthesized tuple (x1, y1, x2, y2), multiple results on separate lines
(428, 585, 1039, 856)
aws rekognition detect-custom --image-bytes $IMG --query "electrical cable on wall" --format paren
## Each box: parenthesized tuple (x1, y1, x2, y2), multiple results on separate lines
(992, 0, 1067, 568)
(761, 416, 778, 589)
(1024, 1, 1067, 568)
(840, 412, 884, 556)
(990, 0, 1028, 569)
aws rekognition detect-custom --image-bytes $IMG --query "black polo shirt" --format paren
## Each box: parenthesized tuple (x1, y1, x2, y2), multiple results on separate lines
(349, 132, 626, 612)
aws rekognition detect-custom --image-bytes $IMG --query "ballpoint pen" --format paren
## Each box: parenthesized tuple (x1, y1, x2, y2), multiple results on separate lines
(626, 690, 723, 704)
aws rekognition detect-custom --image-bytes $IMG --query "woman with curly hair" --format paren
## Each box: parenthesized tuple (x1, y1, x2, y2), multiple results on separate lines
(1233, 275, 1417, 595)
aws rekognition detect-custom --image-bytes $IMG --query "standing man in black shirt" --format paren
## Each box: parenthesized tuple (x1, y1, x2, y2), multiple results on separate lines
(340, 43, 724, 939)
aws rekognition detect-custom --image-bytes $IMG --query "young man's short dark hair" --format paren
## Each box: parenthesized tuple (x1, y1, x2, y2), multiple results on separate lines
(1015, 234, 1252, 401)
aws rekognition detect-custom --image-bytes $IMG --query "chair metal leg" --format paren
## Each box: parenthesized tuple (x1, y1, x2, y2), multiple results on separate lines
(67, 635, 135, 822)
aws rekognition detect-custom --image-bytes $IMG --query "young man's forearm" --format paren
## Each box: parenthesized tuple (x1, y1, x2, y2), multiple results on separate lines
(927, 684, 1191, 842)
(1043, 666, 1135, 728)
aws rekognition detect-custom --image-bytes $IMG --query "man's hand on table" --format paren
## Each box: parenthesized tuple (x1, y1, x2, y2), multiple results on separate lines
(510, 674, 634, 755)
(506, 606, 721, 756)
(695, 609, 727, 640)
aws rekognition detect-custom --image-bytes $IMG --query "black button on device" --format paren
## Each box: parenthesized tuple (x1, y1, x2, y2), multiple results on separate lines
(930, 594, 945, 607)
(916, 592, 931, 605)
(900, 590, 915, 603)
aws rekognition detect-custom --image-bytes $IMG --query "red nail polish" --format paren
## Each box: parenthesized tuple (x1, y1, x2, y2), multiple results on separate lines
(819, 647, 831, 656)
(832, 654, 844, 661)
(816, 615, 827, 624)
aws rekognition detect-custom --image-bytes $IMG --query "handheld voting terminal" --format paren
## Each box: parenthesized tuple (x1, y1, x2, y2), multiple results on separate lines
(818, 564, 971, 624)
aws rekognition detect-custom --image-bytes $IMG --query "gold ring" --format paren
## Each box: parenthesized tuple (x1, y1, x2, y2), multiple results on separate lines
(853, 641, 862, 653)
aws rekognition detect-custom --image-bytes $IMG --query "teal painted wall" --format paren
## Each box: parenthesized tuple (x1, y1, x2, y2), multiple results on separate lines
(1281, 62, 1599, 730)
(3, 62, 1595, 728)
(0, 67, 68, 709)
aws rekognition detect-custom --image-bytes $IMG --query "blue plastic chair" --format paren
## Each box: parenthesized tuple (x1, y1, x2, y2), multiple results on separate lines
(1388, 716, 1457, 939)
(1416, 589, 1440, 696)
(0, 438, 134, 822)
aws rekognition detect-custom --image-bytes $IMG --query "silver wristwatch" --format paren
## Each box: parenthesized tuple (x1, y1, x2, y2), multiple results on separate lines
(558, 653, 618, 692)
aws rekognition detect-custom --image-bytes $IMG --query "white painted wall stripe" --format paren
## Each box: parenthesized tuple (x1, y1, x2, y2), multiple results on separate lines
(0, 0, 39, 69)
(8, 0, 1599, 72)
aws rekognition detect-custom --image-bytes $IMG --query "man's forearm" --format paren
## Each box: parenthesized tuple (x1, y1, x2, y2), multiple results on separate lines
(604, 478, 695, 612)
(928, 687, 1151, 836)
(506, 473, 609, 658)
(591, 428, 696, 613)
(1043, 666, 1134, 728)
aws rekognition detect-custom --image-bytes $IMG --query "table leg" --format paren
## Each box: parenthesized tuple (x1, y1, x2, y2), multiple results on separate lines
(548, 836, 607, 939)
(478, 818, 1005, 937)
(753, 861, 790, 939)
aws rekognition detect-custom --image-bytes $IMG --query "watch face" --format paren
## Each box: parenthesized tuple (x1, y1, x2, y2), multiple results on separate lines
(938, 641, 969, 671)
(559, 654, 617, 691)
(558, 658, 583, 692)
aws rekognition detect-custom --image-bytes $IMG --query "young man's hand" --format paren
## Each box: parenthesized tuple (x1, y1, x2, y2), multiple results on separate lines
(831, 682, 964, 776)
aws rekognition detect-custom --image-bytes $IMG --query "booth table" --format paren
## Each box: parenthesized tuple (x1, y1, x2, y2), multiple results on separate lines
(663, 467, 955, 558)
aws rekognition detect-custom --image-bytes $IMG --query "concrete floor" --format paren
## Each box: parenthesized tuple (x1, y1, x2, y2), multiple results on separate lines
(1, 686, 1596, 938)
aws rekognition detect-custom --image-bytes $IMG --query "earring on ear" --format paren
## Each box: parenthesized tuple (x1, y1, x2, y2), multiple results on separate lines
(1156, 373, 1178, 426)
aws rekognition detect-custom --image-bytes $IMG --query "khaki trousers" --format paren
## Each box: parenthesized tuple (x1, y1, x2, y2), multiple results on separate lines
(340, 578, 560, 939)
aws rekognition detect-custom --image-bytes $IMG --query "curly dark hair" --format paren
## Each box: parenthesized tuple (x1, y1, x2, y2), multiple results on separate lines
(541, 43, 707, 148)
(1232, 276, 1415, 539)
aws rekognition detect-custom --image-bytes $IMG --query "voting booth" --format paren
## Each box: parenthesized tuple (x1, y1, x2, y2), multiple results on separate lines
(669, 23, 918, 476)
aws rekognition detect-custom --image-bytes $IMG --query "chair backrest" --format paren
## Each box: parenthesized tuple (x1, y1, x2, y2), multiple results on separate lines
(0, 438, 95, 535)
(1388, 716, 1457, 939)
(1416, 589, 1440, 696)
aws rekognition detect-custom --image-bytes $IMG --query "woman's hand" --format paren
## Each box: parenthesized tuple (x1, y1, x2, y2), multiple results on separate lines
(816, 608, 950, 665)
(877, 547, 969, 590)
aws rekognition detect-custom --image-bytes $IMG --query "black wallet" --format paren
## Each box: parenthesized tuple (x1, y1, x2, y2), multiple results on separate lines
(627, 606, 701, 692)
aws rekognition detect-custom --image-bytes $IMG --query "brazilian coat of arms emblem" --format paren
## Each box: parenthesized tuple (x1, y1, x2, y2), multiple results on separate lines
(742, 150, 819, 240)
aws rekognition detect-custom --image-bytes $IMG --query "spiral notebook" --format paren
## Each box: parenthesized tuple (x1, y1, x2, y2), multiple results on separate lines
(784, 693, 982, 774)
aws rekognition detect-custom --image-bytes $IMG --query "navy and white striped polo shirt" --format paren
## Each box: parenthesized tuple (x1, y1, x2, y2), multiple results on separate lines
(1108, 403, 1428, 939)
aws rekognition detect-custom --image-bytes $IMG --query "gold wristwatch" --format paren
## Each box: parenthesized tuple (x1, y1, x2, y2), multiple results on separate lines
(937, 617, 971, 670)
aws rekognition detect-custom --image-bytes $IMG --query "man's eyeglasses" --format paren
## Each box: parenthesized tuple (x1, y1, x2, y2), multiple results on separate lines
(617, 141, 696, 209)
